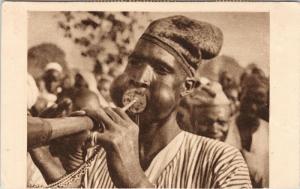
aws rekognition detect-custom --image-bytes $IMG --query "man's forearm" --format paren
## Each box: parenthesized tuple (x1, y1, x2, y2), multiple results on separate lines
(30, 147, 66, 184)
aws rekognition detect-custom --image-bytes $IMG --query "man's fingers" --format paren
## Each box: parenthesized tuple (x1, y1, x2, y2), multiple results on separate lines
(57, 98, 72, 110)
(83, 108, 116, 130)
(104, 108, 123, 124)
(39, 104, 58, 117)
(113, 107, 132, 122)
(69, 110, 86, 117)
(113, 108, 138, 127)
(54, 99, 72, 112)
(94, 132, 113, 148)
(39, 99, 73, 118)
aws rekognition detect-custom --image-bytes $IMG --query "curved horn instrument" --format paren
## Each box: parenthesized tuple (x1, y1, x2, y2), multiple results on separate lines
(28, 116, 93, 149)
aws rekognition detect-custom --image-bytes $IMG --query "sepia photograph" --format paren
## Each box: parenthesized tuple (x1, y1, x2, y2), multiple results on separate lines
(26, 11, 269, 188)
(1, 2, 300, 189)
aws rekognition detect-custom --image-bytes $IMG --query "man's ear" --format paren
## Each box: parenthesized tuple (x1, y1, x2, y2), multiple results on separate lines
(180, 77, 200, 97)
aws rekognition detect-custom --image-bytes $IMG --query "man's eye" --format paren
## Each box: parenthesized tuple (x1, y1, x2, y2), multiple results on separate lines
(217, 120, 227, 126)
(153, 65, 169, 75)
(154, 69, 167, 75)
(199, 118, 214, 126)
(129, 60, 143, 67)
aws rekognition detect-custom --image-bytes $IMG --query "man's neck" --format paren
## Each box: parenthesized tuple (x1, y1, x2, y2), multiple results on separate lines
(138, 111, 182, 170)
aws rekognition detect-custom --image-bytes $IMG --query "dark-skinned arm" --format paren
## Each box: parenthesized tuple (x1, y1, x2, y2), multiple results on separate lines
(30, 146, 67, 184)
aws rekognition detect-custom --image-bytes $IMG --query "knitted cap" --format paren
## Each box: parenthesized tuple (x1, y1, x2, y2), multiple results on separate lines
(140, 15, 223, 76)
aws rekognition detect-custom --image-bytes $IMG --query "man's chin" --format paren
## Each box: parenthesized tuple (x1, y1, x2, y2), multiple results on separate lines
(205, 134, 222, 141)
(127, 112, 151, 126)
(237, 113, 260, 130)
(240, 112, 258, 121)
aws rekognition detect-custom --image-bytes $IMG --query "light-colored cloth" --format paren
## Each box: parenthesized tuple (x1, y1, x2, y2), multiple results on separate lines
(228, 115, 269, 187)
(27, 74, 47, 187)
(27, 73, 39, 109)
(45, 62, 63, 73)
(83, 131, 252, 188)
(225, 116, 242, 150)
(39, 92, 57, 108)
(242, 119, 269, 187)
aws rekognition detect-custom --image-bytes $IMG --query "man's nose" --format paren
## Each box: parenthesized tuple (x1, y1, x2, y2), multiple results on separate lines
(129, 64, 155, 87)
(211, 122, 221, 132)
(251, 103, 258, 111)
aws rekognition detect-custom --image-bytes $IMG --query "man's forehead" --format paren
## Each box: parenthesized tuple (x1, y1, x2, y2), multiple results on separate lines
(197, 105, 231, 118)
(130, 40, 179, 68)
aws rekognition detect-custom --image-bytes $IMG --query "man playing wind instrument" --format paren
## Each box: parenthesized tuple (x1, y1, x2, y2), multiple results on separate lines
(31, 15, 252, 188)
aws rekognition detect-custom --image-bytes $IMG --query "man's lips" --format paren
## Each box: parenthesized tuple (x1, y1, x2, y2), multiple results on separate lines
(122, 88, 147, 114)
(206, 131, 224, 139)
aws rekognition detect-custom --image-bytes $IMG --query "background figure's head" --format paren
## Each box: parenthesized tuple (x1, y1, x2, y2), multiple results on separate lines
(43, 62, 63, 94)
(110, 15, 223, 127)
(97, 74, 113, 103)
(239, 68, 269, 122)
(219, 71, 240, 116)
(193, 106, 231, 141)
(71, 88, 101, 111)
(61, 70, 76, 90)
(178, 81, 231, 141)
(74, 70, 109, 108)
(74, 72, 89, 89)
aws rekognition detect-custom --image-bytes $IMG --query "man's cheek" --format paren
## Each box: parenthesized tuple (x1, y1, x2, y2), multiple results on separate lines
(110, 74, 130, 107)
(50, 83, 57, 93)
(147, 82, 176, 119)
(196, 124, 209, 134)
(221, 124, 229, 134)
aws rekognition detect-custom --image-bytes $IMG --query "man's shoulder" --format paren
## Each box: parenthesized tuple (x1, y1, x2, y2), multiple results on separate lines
(182, 131, 250, 187)
(182, 131, 242, 161)
(259, 118, 269, 132)
(183, 131, 240, 151)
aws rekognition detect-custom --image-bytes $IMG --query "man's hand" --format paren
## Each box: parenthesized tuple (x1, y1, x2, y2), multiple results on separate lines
(84, 107, 154, 188)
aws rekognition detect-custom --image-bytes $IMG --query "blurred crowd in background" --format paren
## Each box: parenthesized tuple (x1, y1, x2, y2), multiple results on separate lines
(27, 12, 269, 188)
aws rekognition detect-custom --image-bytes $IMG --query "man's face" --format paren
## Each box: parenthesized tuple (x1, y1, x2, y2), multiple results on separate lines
(240, 86, 268, 119)
(111, 39, 188, 125)
(193, 106, 231, 141)
(44, 70, 62, 94)
(74, 74, 89, 89)
(62, 73, 75, 89)
(225, 88, 239, 115)
(98, 80, 112, 102)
